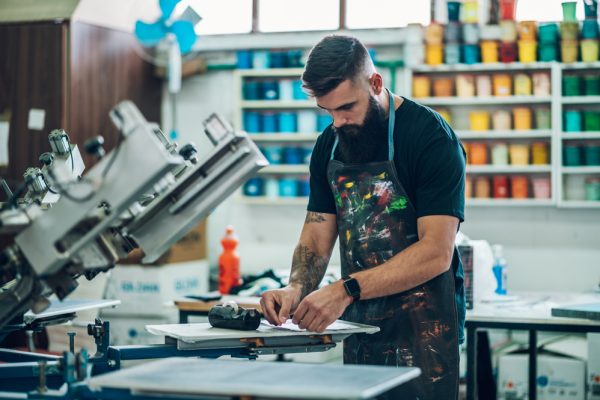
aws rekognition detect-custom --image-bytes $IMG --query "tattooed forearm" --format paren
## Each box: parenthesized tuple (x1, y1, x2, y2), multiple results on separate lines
(289, 244, 329, 299)
(304, 212, 326, 224)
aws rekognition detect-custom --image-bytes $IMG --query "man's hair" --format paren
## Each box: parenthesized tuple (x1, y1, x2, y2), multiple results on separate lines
(301, 35, 373, 98)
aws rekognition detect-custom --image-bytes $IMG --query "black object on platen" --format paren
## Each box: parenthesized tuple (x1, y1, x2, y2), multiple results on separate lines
(208, 301, 262, 330)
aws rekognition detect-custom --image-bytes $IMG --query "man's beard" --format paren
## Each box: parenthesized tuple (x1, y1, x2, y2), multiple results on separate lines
(334, 96, 388, 163)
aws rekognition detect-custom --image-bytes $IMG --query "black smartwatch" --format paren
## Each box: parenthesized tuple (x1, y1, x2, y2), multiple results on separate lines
(342, 277, 361, 302)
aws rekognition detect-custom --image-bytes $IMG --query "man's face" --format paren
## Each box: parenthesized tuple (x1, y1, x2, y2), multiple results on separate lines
(316, 79, 387, 163)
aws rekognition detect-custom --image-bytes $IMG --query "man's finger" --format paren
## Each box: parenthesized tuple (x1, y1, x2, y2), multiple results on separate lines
(292, 301, 307, 325)
(298, 309, 317, 330)
(260, 295, 280, 325)
(278, 300, 291, 324)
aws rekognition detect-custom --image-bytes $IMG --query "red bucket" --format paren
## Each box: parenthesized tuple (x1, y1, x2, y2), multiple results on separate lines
(500, 0, 517, 20)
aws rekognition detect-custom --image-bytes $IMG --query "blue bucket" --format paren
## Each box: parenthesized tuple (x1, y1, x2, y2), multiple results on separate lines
(293, 80, 308, 100)
(262, 112, 278, 132)
(278, 113, 297, 133)
(243, 81, 261, 100)
(317, 113, 333, 131)
(298, 179, 310, 196)
(462, 44, 481, 64)
(582, 19, 600, 39)
(261, 81, 279, 100)
(564, 110, 582, 132)
(445, 43, 461, 64)
(236, 50, 253, 69)
(243, 112, 261, 133)
(262, 147, 283, 164)
(279, 179, 298, 197)
(243, 178, 263, 196)
(283, 147, 303, 164)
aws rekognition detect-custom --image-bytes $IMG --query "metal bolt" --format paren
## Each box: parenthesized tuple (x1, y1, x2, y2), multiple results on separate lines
(68, 332, 76, 353)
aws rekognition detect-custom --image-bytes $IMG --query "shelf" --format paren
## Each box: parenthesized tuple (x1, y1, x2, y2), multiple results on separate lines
(561, 166, 600, 174)
(558, 200, 600, 208)
(467, 199, 555, 207)
(412, 62, 555, 73)
(560, 62, 600, 70)
(457, 130, 552, 139)
(561, 96, 600, 105)
(238, 196, 309, 205)
(417, 96, 552, 106)
(467, 165, 552, 173)
(258, 165, 309, 174)
(236, 68, 305, 77)
(249, 133, 319, 142)
(561, 132, 600, 140)
(241, 100, 315, 109)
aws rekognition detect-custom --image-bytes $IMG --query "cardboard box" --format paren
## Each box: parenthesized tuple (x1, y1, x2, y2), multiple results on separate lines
(122, 220, 207, 265)
(498, 353, 586, 400)
(107, 315, 176, 346)
(589, 333, 600, 400)
(103, 259, 208, 317)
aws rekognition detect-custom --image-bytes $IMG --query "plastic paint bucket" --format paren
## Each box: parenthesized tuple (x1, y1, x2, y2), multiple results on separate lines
(445, 22, 463, 43)
(584, 144, 600, 165)
(493, 74, 512, 96)
(532, 73, 551, 96)
(513, 107, 532, 130)
(509, 143, 530, 165)
(581, 19, 599, 39)
(583, 75, 600, 95)
(297, 111, 317, 133)
(463, 1, 479, 23)
(264, 178, 279, 199)
(243, 112, 261, 133)
(564, 110, 582, 132)
(261, 81, 279, 100)
(584, 111, 600, 131)
(499, 0, 517, 20)
(298, 178, 310, 197)
(581, 39, 599, 62)
(404, 43, 426, 67)
(433, 78, 454, 97)
(510, 176, 529, 198)
(481, 40, 499, 63)
(518, 40, 537, 63)
(493, 175, 509, 198)
(500, 42, 518, 62)
(269, 51, 287, 68)
(278, 113, 297, 133)
(426, 44, 444, 65)
(413, 76, 431, 98)
(476, 75, 493, 97)
(491, 142, 509, 165)
(243, 81, 261, 100)
(518, 21, 537, 41)
(563, 144, 582, 166)
(236, 50, 253, 69)
(469, 142, 488, 164)
(538, 23, 559, 43)
(405, 23, 425, 44)
(563, 75, 581, 96)
(562, 1, 578, 22)
(456, 74, 476, 97)
(534, 108, 552, 129)
(500, 20, 518, 42)
(462, 44, 480, 64)
(261, 112, 278, 132)
(447, 1, 462, 21)
(585, 178, 600, 200)
(463, 24, 480, 44)
(560, 22, 579, 41)
(293, 80, 308, 100)
(584, 0, 599, 18)
(444, 43, 461, 64)
(243, 178, 263, 196)
(279, 179, 298, 197)
(278, 79, 294, 101)
(316, 113, 332, 131)
(469, 111, 490, 131)
(531, 142, 549, 164)
(493, 110, 512, 130)
(425, 23, 444, 45)
(262, 147, 283, 164)
(539, 44, 559, 61)
(252, 51, 270, 69)
(561, 40, 579, 63)
(532, 177, 551, 199)
(514, 73, 533, 96)
(282, 147, 302, 164)
(474, 176, 491, 198)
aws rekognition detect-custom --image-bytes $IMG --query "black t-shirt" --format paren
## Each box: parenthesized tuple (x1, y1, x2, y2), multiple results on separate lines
(307, 97, 467, 343)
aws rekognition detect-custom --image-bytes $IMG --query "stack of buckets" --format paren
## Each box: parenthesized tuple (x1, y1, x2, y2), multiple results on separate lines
(497, 0, 519, 63)
(560, 1, 581, 62)
(444, 1, 462, 65)
(517, 21, 538, 63)
(425, 22, 444, 65)
(559, 0, 600, 62)
(579, 0, 599, 62)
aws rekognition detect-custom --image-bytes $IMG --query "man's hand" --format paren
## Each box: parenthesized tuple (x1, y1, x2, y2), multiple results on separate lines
(260, 284, 302, 326)
(292, 281, 353, 333)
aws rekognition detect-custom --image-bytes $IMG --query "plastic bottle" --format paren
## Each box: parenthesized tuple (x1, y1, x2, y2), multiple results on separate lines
(492, 244, 508, 295)
(219, 226, 240, 294)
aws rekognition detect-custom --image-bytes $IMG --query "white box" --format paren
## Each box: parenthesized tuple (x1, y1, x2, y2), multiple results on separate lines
(107, 315, 176, 346)
(498, 354, 585, 400)
(103, 260, 208, 317)
(589, 333, 600, 400)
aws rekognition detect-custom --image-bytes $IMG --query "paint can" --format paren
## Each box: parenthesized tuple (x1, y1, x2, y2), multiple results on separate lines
(456, 74, 476, 97)
(465, 176, 473, 198)
(447, 1, 462, 22)
(282, 147, 302, 164)
(445, 22, 463, 43)
(562, 1, 578, 22)
(534, 108, 552, 130)
(509, 143, 530, 165)
(405, 23, 425, 44)
(404, 43, 426, 67)
(474, 176, 491, 198)
(470, 111, 490, 131)
(278, 79, 294, 101)
(444, 43, 461, 64)
(265, 178, 280, 199)
(561, 40, 579, 63)
(491, 142, 509, 165)
(584, 111, 600, 131)
(500, 20, 518, 42)
(480, 40, 499, 63)
(514, 73, 532, 96)
(286, 50, 303, 68)
(425, 23, 445, 45)
(510, 176, 529, 198)
(279, 179, 298, 197)
(564, 110, 582, 132)
(243, 178, 263, 196)
(563, 75, 581, 96)
(269, 51, 287, 68)
(462, 1, 479, 23)
(469, 142, 488, 164)
(563, 144, 582, 166)
(560, 22, 579, 41)
(278, 113, 297, 133)
(532, 177, 551, 199)
(518, 40, 538, 63)
(252, 51, 270, 69)
(236, 50, 253, 69)
(433, 77, 454, 97)
(426, 44, 444, 65)
(531, 142, 549, 164)
(243, 112, 261, 133)
(539, 44, 559, 61)
(463, 24, 480, 44)
(297, 111, 317, 133)
(585, 177, 600, 200)
(316, 113, 332, 131)
(499, 0, 517, 20)
(518, 21, 537, 41)
(298, 177, 311, 197)
(261, 81, 279, 100)
(513, 107, 532, 130)
(581, 39, 600, 62)
(532, 73, 551, 96)
(462, 44, 480, 64)
(585, 0, 599, 18)
(261, 112, 278, 132)
(413, 76, 431, 98)
(262, 147, 283, 164)
(492, 110, 512, 130)
(480, 25, 502, 41)
(538, 23, 559, 43)
(243, 81, 261, 100)
(293, 80, 308, 100)
(476, 75, 493, 97)
(500, 42, 518, 63)
(583, 75, 600, 95)
(493, 74, 512, 96)
(493, 175, 509, 198)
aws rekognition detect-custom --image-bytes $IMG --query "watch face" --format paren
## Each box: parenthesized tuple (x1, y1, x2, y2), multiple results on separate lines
(344, 278, 360, 298)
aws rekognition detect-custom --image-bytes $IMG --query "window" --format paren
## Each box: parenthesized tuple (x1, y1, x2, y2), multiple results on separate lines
(516, 0, 585, 21)
(258, 0, 340, 32)
(183, 0, 253, 35)
(346, 0, 430, 29)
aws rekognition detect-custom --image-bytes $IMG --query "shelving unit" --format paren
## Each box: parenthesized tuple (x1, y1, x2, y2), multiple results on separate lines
(557, 63, 600, 208)
(417, 96, 552, 106)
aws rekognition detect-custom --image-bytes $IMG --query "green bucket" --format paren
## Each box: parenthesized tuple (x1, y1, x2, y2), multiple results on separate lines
(563, 75, 581, 96)
(584, 144, 600, 165)
(583, 75, 600, 96)
(584, 111, 600, 131)
(563, 145, 582, 166)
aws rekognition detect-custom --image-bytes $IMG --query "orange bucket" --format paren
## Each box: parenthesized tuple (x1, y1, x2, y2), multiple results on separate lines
(426, 44, 444, 65)
(413, 76, 431, 98)
(510, 176, 529, 198)
(470, 111, 491, 131)
(481, 40, 499, 63)
(518, 21, 538, 41)
(513, 107, 532, 130)
(493, 74, 512, 96)
(469, 142, 488, 164)
(433, 77, 454, 97)
(475, 176, 491, 198)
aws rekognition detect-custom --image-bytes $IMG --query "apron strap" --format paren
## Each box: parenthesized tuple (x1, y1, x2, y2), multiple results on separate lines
(330, 89, 395, 161)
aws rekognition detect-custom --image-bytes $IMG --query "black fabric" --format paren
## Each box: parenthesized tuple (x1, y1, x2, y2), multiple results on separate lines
(307, 96, 467, 343)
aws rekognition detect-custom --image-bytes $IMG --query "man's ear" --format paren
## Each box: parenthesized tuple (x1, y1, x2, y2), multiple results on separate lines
(369, 73, 384, 95)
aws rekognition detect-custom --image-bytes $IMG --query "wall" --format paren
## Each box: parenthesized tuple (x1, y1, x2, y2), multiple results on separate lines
(165, 52, 600, 294)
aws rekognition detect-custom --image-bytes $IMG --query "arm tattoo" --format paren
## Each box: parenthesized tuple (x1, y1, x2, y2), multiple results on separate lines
(289, 244, 329, 299)
(305, 212, 326, 224)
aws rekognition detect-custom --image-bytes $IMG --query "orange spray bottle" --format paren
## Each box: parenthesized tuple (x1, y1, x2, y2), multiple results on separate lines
(218, 226, 240, 294)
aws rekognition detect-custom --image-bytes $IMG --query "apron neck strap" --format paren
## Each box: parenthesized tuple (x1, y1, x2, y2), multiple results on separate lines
(330, 88, 395, 161)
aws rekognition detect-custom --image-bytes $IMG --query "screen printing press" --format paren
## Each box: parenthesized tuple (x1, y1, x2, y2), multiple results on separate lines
(0, 101, 421, 399)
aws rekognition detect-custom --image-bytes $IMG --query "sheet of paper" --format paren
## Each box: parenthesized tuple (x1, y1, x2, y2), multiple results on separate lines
(261, 319, 357, 332)
(0, 121, 8, 166)
(27, 108, 45, 130)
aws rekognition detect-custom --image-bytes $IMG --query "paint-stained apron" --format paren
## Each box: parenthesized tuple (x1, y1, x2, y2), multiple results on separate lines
(327, 90, 459, 400)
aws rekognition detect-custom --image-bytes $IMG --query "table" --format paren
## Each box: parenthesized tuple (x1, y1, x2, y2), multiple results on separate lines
(466, 292, 600, 400)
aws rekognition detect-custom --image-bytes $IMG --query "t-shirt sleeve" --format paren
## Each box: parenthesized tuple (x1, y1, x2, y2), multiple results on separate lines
(414, 127, 466, 223)
(307, 132, 337, 214)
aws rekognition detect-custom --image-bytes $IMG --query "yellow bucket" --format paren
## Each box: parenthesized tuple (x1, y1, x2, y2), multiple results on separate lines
(514, 73, 533, 96)
(463, 1, 479, 23)
(513, 107, 532, 130)
(581, 40, 599, 63)
(509, 144, 530, 165)
(518, 40, 538, 63)
(481, 40, 499, 63)
(531, 142, 549, 165)
(470, 111, 490, 131)
(412, 76, 431, 98)
(493, 74, 512, 96)
(426, 44, 444, 65)
(561, 40, 578, 63)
